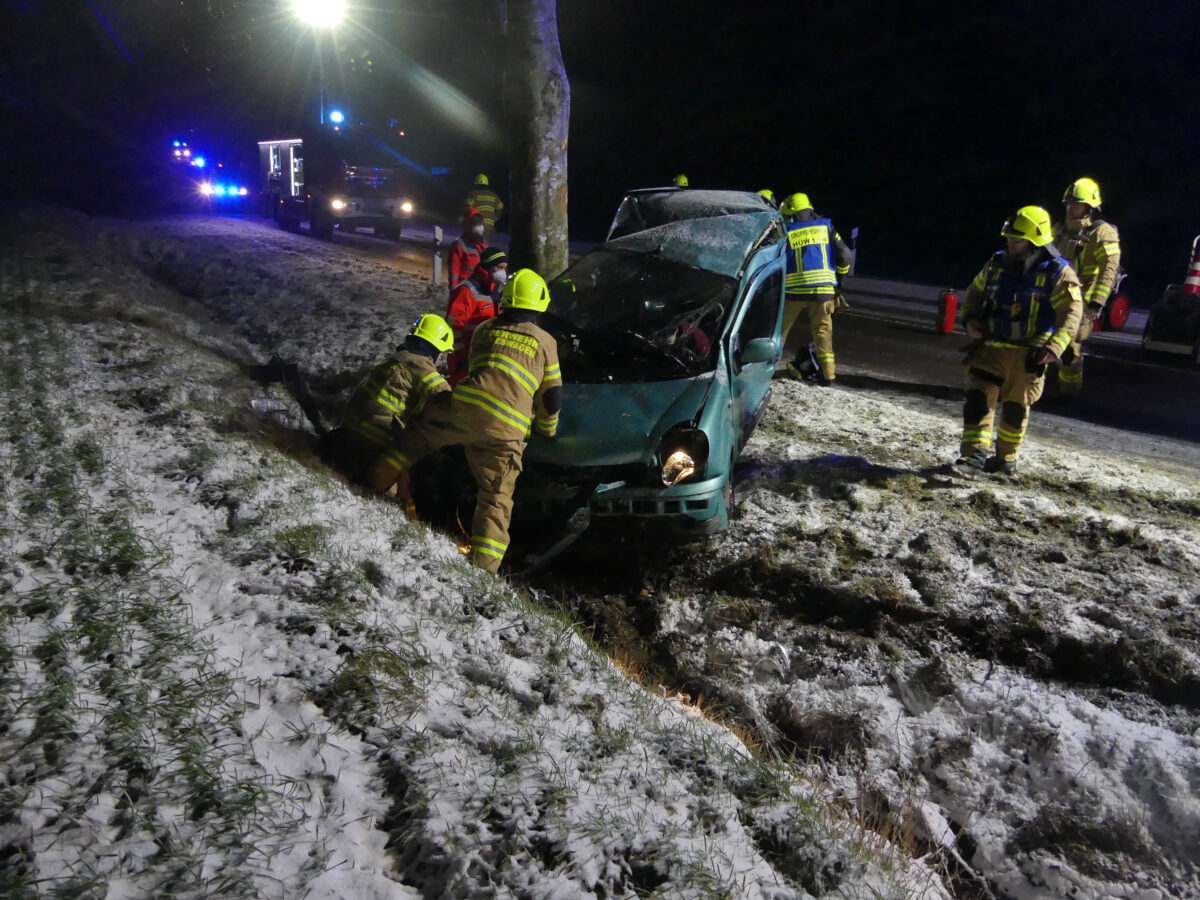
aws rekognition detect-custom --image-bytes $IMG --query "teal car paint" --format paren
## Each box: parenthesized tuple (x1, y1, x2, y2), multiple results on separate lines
(519, 189, 787, 534)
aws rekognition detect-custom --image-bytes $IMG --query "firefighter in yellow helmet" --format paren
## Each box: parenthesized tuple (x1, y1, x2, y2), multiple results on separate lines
(367, 269, 562, 572)
(952, 206, 1083, 477)
(331, 314, 454, 484)
(464, 173, 504, 242)
(1051, 177, 1121, 396)
(673, 174, 689, 187)
(756, 188, 776, 207)
(779, 192, 852, 385)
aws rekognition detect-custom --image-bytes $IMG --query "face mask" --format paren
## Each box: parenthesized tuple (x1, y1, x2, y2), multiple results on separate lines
(492, 268, 508, 287)
(470, 224, 485, 238)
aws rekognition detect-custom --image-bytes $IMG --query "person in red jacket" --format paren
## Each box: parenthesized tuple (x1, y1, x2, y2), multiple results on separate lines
(448, 207, 487, 290)
(446, 246, 508, 385)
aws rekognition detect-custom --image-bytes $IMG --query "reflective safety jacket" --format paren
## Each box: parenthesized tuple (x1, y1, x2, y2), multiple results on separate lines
(445, 277, 497, 386)
(342, 350, 449, 449)
(962, 251, 1084, 357)
(449, 235, 485, 289)
(1052, 219, 1121, 311)
(453, 318, 561, 440)
(784, 217, 852, 297)
(464, 187, 504, 230)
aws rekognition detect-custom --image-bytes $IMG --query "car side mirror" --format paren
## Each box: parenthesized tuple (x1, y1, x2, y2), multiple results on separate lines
(740, 337, 777, 365)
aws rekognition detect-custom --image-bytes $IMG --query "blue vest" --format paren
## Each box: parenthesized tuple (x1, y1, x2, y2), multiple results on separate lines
(980, 251, 1069, 346)
(784, 217, 837, 296)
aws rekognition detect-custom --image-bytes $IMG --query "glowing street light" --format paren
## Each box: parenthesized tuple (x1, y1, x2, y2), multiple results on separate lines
(290, 0, 346, 124)
(291, 0, 345, 28)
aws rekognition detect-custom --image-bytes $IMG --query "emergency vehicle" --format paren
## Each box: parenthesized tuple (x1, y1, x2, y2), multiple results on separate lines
(259, 124, 416, 240)
(1142, 235, 1200, 365)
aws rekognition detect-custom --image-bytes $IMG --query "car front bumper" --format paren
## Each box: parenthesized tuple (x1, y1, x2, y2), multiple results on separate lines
(517, 471, 729, 535)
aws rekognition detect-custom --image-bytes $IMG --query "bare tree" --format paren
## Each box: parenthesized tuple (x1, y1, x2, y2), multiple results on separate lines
(499, 0, 570, 278)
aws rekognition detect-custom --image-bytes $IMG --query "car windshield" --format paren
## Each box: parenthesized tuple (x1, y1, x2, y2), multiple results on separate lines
(545, 248, 736, 383)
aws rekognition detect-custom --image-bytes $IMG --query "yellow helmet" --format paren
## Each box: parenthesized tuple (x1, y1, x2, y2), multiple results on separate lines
(475, 173, 489, 186)
(1001, 205, 1054, 247)
(1063, 177, 1101, 208)
(779, 192, 813, 216)
(409, 313, 454, 353)
(673, 174, 689, 187)
(756, 188, 775, 203)
(501, 268, 551, 312)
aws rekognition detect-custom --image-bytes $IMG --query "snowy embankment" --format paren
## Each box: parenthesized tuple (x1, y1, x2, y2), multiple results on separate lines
(0, 208, 944, 899)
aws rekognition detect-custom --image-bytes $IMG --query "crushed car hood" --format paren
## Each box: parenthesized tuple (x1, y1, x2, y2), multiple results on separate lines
(525, 375, 715, 467)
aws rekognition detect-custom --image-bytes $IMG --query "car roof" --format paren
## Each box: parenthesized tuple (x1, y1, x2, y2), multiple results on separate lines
(604, 188, 783, 277)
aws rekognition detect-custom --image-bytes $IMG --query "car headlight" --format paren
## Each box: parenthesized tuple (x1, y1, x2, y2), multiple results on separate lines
(331, 198, 346, 211)
(661, 450, 695, 486)
(401, 201, 414, 214)
(199, 183, 213, 196)
(657, 424, 709, 486)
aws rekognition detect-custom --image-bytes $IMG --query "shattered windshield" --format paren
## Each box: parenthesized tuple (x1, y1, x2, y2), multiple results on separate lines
(545, 248, 736, 383)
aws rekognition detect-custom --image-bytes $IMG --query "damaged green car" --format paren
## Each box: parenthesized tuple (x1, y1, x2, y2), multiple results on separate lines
(516, 188, 787, 540)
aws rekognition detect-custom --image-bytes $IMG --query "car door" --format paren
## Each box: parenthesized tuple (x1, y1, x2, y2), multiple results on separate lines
(725, 262, 785, 451)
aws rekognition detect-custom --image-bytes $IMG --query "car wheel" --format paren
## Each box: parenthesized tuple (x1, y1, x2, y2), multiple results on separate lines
(311, 215, 334, 240)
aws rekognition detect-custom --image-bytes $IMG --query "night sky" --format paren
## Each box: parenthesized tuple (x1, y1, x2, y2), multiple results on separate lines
(2, 0, 1198, 298)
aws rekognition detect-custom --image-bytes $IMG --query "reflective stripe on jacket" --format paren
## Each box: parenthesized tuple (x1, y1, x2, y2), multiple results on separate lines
(452, 319, 561, 439)
(1053, 219, 1121, 309)
(963, 251, 1084, 357)
(464, 188, 504, 228)
(449, 236, 484, 289)
(343, 350, 449, 447)
(784, 217, 851, 296)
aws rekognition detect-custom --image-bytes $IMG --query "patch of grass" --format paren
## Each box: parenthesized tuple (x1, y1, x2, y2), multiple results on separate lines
(317, 642, 429, 724)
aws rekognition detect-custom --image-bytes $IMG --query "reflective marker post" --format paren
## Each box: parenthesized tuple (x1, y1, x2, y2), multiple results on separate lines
(433, 225, 443, 285)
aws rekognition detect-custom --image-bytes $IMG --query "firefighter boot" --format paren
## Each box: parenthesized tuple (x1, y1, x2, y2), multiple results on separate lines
(786, 344, 820, 382)
(950, 447, 989, 479)
(983, 456, 1019, 478)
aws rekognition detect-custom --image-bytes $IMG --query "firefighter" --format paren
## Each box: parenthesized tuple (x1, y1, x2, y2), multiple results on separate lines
(953, 206, 1083, 478)
(756, 188, 776, 207)
(449, 207, 487, 290)
(779, 192, 852, 385)
(331, 314, 454, 483)
(673, 174, 689, 187)
(367, 269, 562, 573)
(1052, 177, 1121, 395)
(464, 173, 504, 242)
(445, 246, 508, 386)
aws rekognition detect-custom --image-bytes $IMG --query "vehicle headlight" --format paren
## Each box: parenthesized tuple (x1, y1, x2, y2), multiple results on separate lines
(657, 424, 709, 486)
(238, 186, 248, 196)
(331, 198, 346, 211)
(661, 450, 695, 486)
(199, 183, 213, 196)
(401, 201, 414, 214)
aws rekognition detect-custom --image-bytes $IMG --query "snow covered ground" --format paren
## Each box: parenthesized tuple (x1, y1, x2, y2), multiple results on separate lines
(0, 208, 944, 899)
(1, 206, 1197, 899)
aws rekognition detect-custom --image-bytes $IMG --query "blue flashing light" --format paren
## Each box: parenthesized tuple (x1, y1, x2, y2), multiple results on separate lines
(329, 109, 344, 124)
(172, 140, 181, 147)
(193, 157, 206, 168)
(214, 185, 226, 196)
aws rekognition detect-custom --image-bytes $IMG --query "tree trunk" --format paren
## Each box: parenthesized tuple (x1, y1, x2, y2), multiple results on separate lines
(502, 0, 569, 278)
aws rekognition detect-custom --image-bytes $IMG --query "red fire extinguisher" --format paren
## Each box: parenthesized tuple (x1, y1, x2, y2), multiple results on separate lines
(936, 289, 958, 334)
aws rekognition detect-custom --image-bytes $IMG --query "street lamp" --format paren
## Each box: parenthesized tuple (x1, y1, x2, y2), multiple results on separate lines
(290, 0, 346, 124)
